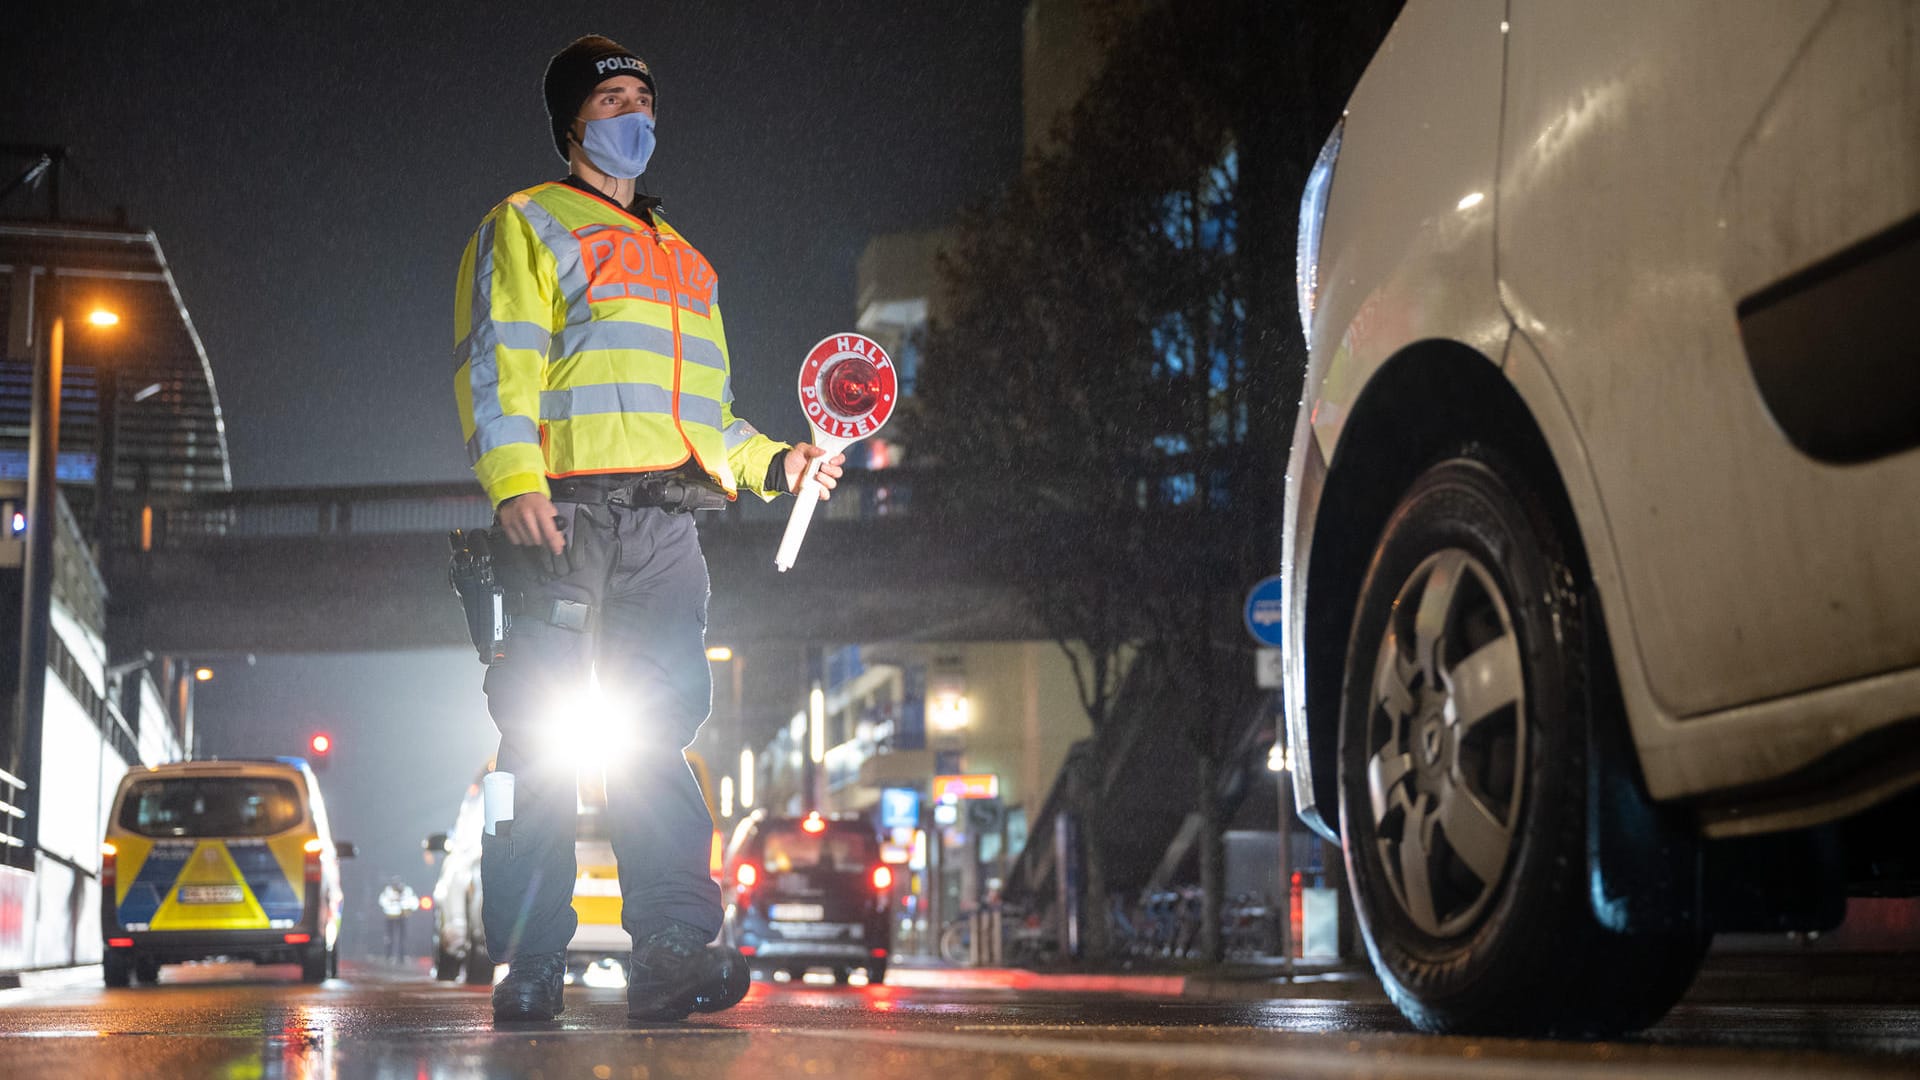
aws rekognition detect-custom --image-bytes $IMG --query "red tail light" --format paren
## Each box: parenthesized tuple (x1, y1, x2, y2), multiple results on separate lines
(871, 947, 889, 958)
(283, 933, 312, 945)
(735, 863, 758, 889)
(871, 865, 893, 891)
(739, 944, 757, 957)
(107, 937, 134, 948)
(304, 841, 323, 883)
(100, 842, 117, 890)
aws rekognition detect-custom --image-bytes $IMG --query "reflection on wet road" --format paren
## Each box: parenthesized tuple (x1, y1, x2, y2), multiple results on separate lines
(0, 962, 1914, 1079)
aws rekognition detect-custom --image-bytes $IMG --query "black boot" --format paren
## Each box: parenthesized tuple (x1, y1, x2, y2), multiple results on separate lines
(491, 951, 566, 1023)
(628, 926, 750, 1022)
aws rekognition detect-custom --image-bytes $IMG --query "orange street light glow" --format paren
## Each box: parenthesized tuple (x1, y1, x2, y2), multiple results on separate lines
(194, 667, 214, 682)
(87, 309, 121, 327)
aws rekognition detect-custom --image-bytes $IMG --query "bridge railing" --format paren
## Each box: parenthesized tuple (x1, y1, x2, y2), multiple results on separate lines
(117, 467, 937, 549)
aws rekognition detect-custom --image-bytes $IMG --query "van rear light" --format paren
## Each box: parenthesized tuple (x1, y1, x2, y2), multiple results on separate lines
(283, 933, 311, 945)
(101, 842, 117, 889)
(871, 865, 893, 891)
(871, 948, 889, 958)
(735, 863, 758, 889)
(107, 937, 134, 949)
(304, 844, 322, 883)
(739, 945, 757, 957)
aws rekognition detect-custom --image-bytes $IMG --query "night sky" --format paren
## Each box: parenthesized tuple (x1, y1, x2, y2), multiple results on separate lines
(3, 0, 1028, 946)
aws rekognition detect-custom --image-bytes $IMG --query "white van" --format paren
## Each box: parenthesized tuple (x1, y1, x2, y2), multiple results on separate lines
(1284, 0, 1920, 1037)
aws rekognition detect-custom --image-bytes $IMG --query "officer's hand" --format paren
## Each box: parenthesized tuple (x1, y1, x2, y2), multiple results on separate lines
(498, 492, 567, 555)
(785, 444, 846, 499)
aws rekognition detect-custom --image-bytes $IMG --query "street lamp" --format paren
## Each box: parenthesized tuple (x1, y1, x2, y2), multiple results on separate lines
(7, 287, 119, 866)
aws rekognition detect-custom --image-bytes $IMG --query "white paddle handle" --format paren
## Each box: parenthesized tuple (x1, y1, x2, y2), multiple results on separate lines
(774, 458, 829, 572)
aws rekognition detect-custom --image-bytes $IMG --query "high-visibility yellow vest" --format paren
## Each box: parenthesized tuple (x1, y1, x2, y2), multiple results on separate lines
(454, 182, 789, 508)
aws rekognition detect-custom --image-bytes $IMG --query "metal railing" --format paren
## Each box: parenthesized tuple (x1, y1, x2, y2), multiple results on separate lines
(113, 467, 938, 549)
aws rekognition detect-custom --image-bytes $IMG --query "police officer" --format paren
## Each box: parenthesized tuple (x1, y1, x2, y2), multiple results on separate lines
(453, 34, 844, 1024)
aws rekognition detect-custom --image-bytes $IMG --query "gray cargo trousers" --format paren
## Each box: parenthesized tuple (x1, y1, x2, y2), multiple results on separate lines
(479, 496, 719, 962)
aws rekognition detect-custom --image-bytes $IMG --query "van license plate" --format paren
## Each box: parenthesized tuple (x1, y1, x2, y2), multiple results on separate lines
(179, 885, 244, 905)
(768, 903, 824, 921)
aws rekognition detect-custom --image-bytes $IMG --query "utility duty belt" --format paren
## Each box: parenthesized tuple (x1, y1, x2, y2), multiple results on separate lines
(550, 472, 728, 513)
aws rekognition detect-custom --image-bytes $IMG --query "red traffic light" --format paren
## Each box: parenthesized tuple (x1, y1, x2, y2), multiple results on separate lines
(309, 733, 332, 756)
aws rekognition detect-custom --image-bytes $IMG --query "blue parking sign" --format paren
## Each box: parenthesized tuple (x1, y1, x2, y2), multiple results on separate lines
(1244, 575, 1287, 648)
(880, 787, 921, 831)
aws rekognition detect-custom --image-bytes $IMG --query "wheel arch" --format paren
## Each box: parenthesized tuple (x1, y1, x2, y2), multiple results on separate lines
(1301, 338, 1598, 825)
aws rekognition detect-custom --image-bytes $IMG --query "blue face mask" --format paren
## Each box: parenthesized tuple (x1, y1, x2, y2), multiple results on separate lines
(577, 111, 656, 179)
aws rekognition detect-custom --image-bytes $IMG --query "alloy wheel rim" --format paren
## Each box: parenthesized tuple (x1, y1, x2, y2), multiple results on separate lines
(1365, 548, 1526, 939)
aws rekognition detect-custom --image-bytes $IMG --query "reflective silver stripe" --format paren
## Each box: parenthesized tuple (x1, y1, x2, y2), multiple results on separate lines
(465, 217, 511, 444)
(680, 335, 725, 372)
(465, 416, 541, 463)
(541, 383, 674, 420)
(553, 320, 678, 360)
(590, 284, 625, 302)
(538, 384, 725, 430)
(721, 418, 760, 450)
(454, 318, 551, 366)
(681, 396, 723, 429)
(517, 196, 593, 322)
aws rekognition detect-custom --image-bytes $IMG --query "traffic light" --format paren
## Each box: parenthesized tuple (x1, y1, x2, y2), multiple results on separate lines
(308, 732, 332, 769)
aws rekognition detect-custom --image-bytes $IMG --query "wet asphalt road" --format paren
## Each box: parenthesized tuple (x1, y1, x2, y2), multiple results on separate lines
(0, 962, 1915, 1079)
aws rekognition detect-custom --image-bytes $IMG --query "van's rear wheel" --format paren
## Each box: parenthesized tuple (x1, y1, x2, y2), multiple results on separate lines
(463, 938, 495, 985)
(133, 957, 162, 985)
(1337, 452, 1704, 1037)
(103, 952, 132, 988)
(300, 942, 331, 984)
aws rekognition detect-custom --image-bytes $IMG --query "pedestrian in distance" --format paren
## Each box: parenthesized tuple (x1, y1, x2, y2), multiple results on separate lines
(452, 33, 845, 1025)
(378, 877, 419, 963)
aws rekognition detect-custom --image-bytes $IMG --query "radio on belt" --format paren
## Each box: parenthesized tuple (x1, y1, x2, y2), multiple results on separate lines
(774, 332, 899, 572)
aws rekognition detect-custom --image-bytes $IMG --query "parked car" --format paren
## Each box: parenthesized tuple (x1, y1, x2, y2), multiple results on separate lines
(721, 811, 892, 985)
(101, 758, 354, 986)
(1284, 0, 1920, 1037)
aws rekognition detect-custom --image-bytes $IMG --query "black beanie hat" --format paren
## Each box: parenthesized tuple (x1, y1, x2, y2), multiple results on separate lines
(543, 35, 656, 162)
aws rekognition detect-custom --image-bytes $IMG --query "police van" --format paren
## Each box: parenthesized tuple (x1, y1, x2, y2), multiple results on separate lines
(100, 758, 353, 986)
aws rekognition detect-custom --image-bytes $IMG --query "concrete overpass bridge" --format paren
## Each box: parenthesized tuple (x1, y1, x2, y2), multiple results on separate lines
(104, 468, 1046, 655)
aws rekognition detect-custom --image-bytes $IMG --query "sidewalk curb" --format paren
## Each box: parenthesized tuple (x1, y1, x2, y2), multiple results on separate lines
(0, 964, 102, 991)
(886, 964, 1389, 1002)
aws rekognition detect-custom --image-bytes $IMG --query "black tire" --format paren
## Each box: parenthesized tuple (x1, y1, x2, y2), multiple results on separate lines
(433, 946, 461, 981)
(866, 961, 888, 986)
(133, 957, 162, 985)
(329, 941, 341, 979)
(832, 967, 851, 986)
(103, 952, 132, 988)
(300, 942, 330, 984)
(1336, 452, 1704, 1038)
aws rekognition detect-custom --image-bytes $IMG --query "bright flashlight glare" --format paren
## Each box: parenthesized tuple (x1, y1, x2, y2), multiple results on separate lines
(1456, 191, 1485, 211)
(705, 645, 734, 662)
(543, 677, 636, 769)
(87, 309, 120, 327)
(194, 667, 214, 682)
